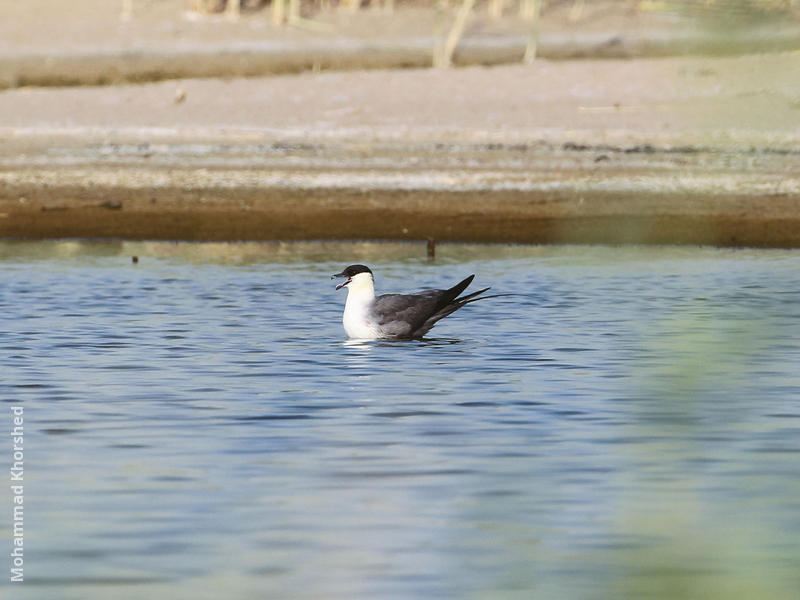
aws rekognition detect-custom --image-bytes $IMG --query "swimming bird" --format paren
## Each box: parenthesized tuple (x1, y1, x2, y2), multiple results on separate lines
(332, 264, 496, 340)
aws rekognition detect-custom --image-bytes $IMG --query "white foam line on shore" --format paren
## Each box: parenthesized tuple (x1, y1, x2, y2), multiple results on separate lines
(2, 167, 797, 195)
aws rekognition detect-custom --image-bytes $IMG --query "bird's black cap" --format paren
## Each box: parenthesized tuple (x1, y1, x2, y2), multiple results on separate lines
(332, 264, 373, 279)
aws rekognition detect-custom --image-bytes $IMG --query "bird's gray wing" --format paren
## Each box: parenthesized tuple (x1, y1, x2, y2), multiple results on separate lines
(371, 291, 444, 338)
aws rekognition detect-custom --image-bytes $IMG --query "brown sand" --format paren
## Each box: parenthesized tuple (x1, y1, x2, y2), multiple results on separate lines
(1, 2, 799, 246)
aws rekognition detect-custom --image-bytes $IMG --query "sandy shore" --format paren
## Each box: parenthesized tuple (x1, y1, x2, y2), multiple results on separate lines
(1, 2, 799, 246)
(3, 1, 800, 88)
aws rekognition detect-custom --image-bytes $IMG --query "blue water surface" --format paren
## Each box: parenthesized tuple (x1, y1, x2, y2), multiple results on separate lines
(1, 240, 799, 600)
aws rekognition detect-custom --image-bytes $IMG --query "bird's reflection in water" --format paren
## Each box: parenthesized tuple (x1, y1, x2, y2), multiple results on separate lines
(341, 338, 410, 370)
(340, 337, 465, 378)
(342, 337, 463, 349)
(340, 338, 377, 378)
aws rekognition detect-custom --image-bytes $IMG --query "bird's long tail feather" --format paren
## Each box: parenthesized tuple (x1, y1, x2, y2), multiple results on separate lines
(455, 287, 513, 306)
(455, 286, 490, 303)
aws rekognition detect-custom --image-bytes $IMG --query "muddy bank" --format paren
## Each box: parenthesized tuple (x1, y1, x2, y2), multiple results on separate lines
(2, 0, 800, 88)
(1, 51, 798, 247)
(2, 139, 799, 246)
(3, 188, 800, 247)
(5, 26, 800, 89)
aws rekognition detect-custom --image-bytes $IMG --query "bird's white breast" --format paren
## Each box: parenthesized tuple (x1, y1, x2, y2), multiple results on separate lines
(342, 297, 380, 339)
(342, 284, 381, 339)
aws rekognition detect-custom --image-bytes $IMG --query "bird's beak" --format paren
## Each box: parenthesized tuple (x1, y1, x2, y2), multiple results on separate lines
(332, 271, 351, 290)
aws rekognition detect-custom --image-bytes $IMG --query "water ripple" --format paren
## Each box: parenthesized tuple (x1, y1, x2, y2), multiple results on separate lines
(3, 241, 800, 600)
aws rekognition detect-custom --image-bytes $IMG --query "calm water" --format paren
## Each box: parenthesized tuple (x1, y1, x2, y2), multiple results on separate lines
(2, 240, 800, 600)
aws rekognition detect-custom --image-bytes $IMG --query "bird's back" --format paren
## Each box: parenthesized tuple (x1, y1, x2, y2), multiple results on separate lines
(370, 275, 478, 339)
(371, 290, 442, 338)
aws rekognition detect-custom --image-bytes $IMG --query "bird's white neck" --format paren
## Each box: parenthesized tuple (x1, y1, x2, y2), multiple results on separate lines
(342, 272, 378, 339)
(345, 272, 375, 302)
